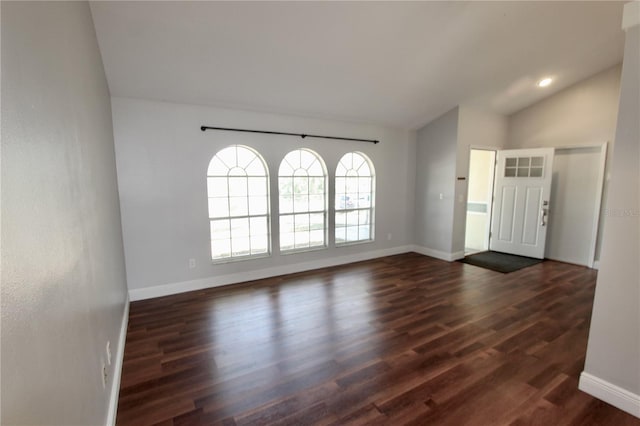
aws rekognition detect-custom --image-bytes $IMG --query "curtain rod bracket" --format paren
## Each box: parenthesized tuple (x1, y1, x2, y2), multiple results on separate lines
(200, 125, 379, 144)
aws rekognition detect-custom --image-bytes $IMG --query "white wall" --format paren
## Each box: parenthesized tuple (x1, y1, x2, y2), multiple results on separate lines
(1, 2, 129, 425)
(546, 146, 604, 266)
(418, 69, 618, 263)
(581, 9, 640, 417)
(414, 107, 460, 258)
(111, 97, 416, 299)
(414, 106, 507, 259)
(507, 65, 621, 261)
(507, 65, 621, 149)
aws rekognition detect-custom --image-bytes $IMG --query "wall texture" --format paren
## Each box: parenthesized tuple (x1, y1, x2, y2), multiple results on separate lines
(414, 107, 459, 257)
(1, 2, 129, 425)
(111, 97, 416, 299)
(581, 16, 640, 415)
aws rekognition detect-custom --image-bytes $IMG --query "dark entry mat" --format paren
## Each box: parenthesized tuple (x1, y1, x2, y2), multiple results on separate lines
(460, 251, 543, 273)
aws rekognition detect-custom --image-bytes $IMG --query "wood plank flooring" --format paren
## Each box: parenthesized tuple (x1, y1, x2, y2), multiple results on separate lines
(116, 253, 640, 425)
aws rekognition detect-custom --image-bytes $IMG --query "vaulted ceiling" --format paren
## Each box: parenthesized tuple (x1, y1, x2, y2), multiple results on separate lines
(90, 1, 625, 129)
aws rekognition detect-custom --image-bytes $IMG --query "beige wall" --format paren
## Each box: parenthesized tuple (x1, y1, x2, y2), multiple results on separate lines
(465, 150, 494, 251)
(467, 150, 494, 202)
(1, 2, 129, 424)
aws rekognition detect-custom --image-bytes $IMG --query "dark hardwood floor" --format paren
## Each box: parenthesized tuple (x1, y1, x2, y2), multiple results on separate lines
(116, 252, 640, 425)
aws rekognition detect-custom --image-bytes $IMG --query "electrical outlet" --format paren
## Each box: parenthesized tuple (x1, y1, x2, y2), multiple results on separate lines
(188, 258, 196, 269)
(106, 341, 112, 365)
(101, 363, 108, 389)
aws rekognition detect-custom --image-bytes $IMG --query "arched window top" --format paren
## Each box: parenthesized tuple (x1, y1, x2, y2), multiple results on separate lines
(278, 149, 328, 252)
(208, 145, 268, 177)
(207, 145, 270, 261)
(335, 151, 374, 178)
(279, 148, 326, 177)
(335, 152, 375, 245)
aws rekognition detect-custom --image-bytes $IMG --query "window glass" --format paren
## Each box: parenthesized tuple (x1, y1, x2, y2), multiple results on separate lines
(207, 146, 270, 260)
(278, 149, 327, 252)
(504, 156, 545, 178)
(335, 152, 375, 244)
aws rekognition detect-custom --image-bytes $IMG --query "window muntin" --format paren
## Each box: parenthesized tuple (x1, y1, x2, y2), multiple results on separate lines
(505, 156, 544, 178)
(278, 149, 327, 252)
(335, 152, 375, 244)
(207, 145, 270, 261)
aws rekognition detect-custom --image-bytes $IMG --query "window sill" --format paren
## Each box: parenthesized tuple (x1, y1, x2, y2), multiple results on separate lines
(211, 252, 271, 265)
(335, 239, 375, 248)
(279, 245, 328, 256)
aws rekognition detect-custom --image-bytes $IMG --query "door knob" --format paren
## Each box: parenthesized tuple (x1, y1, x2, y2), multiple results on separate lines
(541, 208, 549, 226)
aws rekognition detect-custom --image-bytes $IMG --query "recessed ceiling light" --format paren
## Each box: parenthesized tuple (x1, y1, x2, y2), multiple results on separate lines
(537, 78, 553, 88)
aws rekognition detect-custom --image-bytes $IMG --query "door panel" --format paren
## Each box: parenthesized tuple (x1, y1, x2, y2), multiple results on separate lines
(490, 148, 554, 259)
(522, 187, 542, 245)
(498, 186, 516, 242)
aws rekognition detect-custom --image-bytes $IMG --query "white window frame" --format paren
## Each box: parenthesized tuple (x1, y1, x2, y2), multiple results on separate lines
(207, 145, 271, 262)
(335, 152, 375, 245)
(278, 149, 328, 253)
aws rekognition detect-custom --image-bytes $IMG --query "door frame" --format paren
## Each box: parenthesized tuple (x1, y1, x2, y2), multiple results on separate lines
(550, 142, 608, 268)
(474, 142, 607, 266)
(465, 146, 498, 253)
(490, 147, 555, 258)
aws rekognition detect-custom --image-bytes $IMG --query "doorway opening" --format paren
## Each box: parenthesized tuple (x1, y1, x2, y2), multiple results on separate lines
(465, 149, 496, 255)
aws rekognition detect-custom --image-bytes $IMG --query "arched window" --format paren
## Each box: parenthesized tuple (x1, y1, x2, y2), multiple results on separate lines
(335, 152, 375, 244)
(207, 145, 270, 261)
(278, 149, 327, 252)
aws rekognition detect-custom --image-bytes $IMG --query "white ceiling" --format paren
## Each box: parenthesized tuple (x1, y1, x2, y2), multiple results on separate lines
(90, 1, 625, 129)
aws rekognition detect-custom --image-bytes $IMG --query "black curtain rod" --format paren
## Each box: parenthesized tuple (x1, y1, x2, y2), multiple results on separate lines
(200, 125, 379, 144)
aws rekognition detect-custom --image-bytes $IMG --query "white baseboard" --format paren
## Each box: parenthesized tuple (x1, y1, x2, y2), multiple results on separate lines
(592, 260, 600, 270)
(450, 250, 465, 261)
(129, 245, 414, 301)
(106, 297, 130, 426)
(579, 372, 640, 418)
(411, 245, 465, 262)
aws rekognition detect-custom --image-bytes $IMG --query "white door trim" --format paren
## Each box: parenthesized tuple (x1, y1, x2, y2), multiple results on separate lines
(548, 142, 608, 268)
(588, 142, 608, 268)
(466, 147, 497, 252)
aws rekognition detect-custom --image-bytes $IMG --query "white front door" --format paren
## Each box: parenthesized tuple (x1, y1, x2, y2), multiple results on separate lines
(490, 148, 554, 259)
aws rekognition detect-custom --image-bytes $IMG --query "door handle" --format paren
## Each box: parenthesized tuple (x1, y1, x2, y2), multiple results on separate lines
(541, 208, 549, 226)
